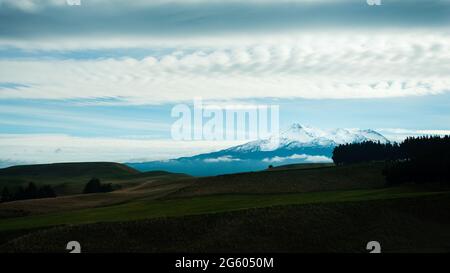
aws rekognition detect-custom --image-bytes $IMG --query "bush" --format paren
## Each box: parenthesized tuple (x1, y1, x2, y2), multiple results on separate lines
(83, 178, 114, 194)
(0, 183, 57, 203)
(1, 187, 12, 203)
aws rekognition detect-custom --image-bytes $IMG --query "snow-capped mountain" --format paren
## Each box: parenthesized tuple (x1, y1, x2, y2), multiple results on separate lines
(128, 124, 389, 176)
(224, 123, 389, 153)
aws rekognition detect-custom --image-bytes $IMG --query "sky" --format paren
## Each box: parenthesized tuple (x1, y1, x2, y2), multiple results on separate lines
(1, 0, 450, 167)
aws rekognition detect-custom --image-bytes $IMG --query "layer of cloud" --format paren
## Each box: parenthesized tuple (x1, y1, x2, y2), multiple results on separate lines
(1, 31, 449, 103)
(203, 155, 241, 163)
(0, 134, 246, 167)
(263, 153, 332, 163)
(0, 104, 168, 133)
(1, 0, 448, 40)
(1, 128, 448, 167)
(377, 128, 450, 142)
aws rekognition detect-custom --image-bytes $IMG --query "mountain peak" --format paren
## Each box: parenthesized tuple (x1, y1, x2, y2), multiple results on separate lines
(281, 123, 320, 143)
(131, 124, 390, 176)
(222, 124, 389, 153)
(289, 123, 304, 130)
(280, 124, 389, 146)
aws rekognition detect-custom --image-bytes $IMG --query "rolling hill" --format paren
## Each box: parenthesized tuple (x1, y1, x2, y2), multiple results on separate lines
(0, 162, 190, 195)
(2, 191, 450, 253)
(166, 162, 387, 198)
(0, 162, 138, 177)
(1, 161, 449, 253)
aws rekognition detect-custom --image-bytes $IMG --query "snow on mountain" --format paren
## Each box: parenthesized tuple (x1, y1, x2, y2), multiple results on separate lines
(225, 123, 389, 153)
(128, 124, 390, 176)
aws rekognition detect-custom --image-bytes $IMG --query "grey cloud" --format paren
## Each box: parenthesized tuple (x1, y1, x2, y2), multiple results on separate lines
(1, 0, 450, 40)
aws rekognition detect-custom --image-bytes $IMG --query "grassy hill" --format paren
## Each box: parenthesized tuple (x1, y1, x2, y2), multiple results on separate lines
(168, 162, 386, 198)
(1, 161, 449, 253)
(0, 186, 445, 233)
(0, 170, 193, 218)
(0, 162, 190, 195)
(0, 162, 384, 218)
(266, 162, 335, 171)
(2, 192, 450, 253)
(0, 162, 138, 177)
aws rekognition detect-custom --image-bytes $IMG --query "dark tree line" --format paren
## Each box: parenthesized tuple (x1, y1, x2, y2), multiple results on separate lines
(332, 136, 450, 185)
(83, 178, 114, 194)
(332, 141, 404, 165)
(1, 182, 57, 203)
(384, 136, 450, 185)
(1, 178, 117, 203)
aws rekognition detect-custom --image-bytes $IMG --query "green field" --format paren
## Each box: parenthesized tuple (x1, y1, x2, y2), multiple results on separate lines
(1, 162, 450, 253)
(169, 162, 387, 198)
(0, 162, 191, 195)
(2, 193, 450, 253)
(1, 187, 445, 232)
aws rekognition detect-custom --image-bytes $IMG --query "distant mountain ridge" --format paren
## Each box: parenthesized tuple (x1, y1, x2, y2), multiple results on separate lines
(222, 123, 389, 154)
(128, 124, 390, 176)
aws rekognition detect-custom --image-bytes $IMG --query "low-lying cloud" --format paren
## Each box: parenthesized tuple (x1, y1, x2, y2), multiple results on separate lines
(204, 155, 242, 163)
(0, 134, 246, 166)
(263, 154, 332, 163)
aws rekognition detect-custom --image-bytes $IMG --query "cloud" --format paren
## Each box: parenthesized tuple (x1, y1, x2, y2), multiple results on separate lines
(0, 0, 65, 12)
(0, 82, 30, 90)
(0, 134, 246, 165)
(377, 128, 450, 142)
(0, 104, 168, 132)
(1, 1, 448, 166)
(263, 154, 332, 163)
(1, 0, 449, 40)
(1, 1, 449, 104)
(0, 159, 29, 169)
(203, 155, 241, 163)
(1, 31, 450, 103)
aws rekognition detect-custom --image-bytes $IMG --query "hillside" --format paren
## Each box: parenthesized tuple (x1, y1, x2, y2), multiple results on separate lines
(0, 162, 138, 177)
(0, 162, 386, 219)
(266, 162, 335, 171)
(0, 162, 190, 195)
(167, 162, 387, 198)
(2, 192, 450, 253)
(1, 161, 449, 253)
(0, 174, 194, 217)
